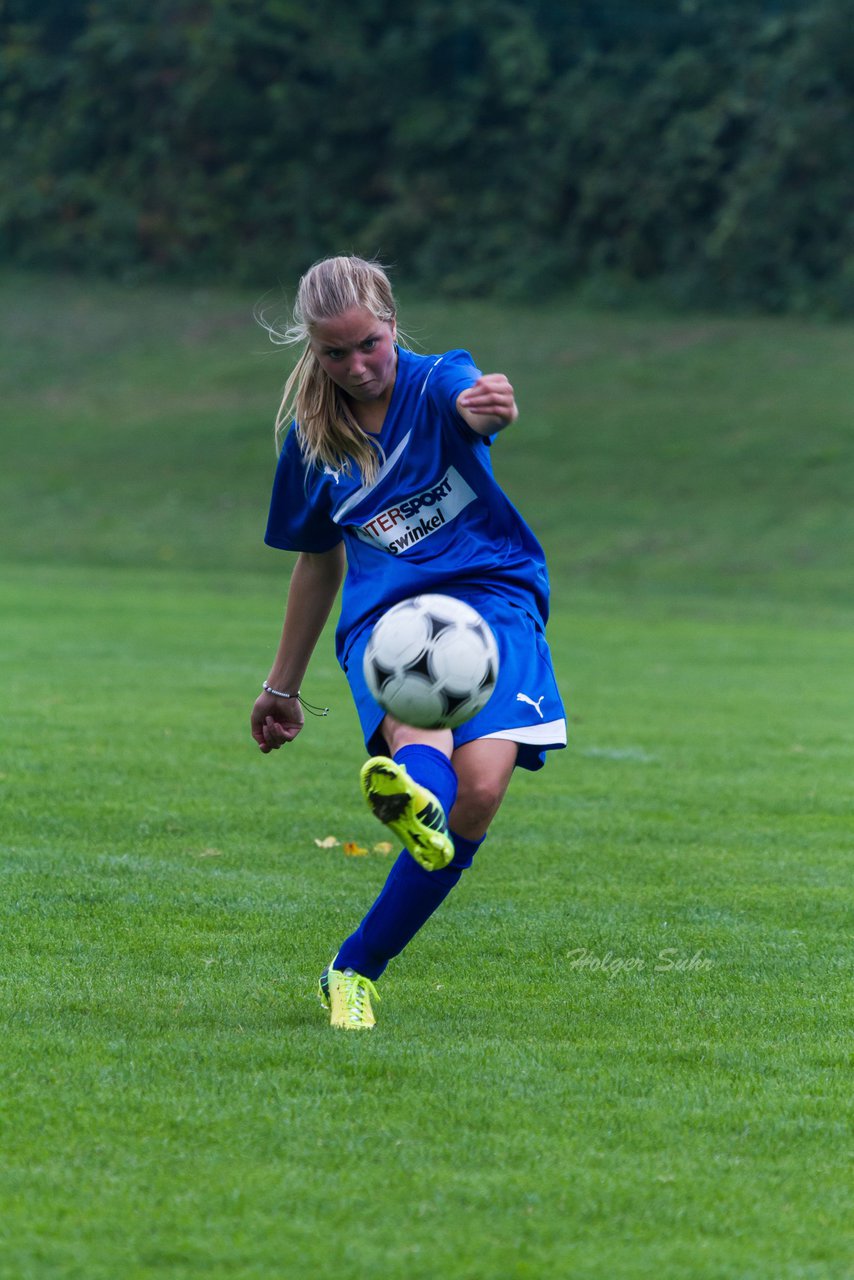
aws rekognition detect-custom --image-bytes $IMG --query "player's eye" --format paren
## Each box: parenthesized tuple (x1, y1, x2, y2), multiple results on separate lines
(325, 349, 344, 360)
(361, 338, 378, 351)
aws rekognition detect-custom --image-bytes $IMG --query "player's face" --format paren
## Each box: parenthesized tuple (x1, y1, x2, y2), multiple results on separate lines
(310, 307, 398, 405)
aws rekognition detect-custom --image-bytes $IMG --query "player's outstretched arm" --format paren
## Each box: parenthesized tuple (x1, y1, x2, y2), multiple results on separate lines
(456, 373, 519, 436)
(251, 544, 346, 753)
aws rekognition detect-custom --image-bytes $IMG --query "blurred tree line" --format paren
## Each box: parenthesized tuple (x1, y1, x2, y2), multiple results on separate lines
(1, 0, 852, 312)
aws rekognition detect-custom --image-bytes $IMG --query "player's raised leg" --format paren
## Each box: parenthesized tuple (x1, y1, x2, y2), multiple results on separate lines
(360, 718, 456, 871)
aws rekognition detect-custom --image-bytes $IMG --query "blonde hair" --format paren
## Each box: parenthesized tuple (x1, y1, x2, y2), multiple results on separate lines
(262, 256, 398, 484)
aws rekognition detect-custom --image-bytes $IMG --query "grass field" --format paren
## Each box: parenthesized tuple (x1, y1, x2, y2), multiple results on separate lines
(1, 273, 852, 1279)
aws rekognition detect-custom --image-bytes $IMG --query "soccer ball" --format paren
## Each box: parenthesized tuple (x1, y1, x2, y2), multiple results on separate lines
(362, 594, 500, 729)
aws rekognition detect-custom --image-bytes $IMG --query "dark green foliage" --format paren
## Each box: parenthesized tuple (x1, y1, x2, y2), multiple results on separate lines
(1, 0, 851, 311)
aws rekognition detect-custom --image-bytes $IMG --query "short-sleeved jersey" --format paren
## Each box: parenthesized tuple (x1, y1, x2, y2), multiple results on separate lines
(264, 346, 551, 664)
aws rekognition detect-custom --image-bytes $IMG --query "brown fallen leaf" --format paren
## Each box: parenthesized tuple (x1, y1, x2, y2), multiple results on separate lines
(343, 841, 368, 857)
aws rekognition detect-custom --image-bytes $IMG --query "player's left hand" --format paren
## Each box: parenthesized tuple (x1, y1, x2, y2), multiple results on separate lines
(457, 374, 519, 430)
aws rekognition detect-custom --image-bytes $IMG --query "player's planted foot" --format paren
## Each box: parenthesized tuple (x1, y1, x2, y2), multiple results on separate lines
(360, 756, 454, 871)
(318, 962, 379, 1030)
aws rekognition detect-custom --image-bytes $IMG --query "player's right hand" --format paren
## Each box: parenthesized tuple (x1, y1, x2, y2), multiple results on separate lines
(251, 692, 305, 752)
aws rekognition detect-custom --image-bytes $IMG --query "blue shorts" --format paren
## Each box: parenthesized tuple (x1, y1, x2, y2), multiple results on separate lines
(341, 591, 567, 772)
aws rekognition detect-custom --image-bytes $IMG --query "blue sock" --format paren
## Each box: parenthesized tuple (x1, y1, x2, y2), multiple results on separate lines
(334, 831, 485, 980)
(392, 743, 459, 819)
(334, 745, 483, 980)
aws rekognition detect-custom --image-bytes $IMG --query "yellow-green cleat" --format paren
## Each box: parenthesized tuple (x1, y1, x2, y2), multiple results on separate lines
(360, 756, 454, 872)
(318, 963, 380, 1030)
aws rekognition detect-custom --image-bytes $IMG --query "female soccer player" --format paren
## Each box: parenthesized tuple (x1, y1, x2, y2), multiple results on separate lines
(251, 256, 566, 1030)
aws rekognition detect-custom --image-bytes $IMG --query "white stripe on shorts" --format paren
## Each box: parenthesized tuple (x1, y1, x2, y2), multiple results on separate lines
(480, 718, 567, 748)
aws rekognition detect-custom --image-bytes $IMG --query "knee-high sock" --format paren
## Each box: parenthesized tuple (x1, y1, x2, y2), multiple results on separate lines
(334, 745, 483, 980)
(391, 743, 459, 819)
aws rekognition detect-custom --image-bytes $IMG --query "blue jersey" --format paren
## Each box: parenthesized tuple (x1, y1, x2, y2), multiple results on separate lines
(264, 347, 551, 664)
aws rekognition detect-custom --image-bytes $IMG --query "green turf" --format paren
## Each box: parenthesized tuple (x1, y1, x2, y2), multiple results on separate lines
(1, 274, 852, 1278)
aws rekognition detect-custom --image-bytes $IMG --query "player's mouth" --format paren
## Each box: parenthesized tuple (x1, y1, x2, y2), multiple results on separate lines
(349, 380, 378, 397)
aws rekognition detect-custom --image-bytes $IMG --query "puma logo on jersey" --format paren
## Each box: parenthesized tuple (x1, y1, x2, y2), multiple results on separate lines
(516, 692, 545, 718)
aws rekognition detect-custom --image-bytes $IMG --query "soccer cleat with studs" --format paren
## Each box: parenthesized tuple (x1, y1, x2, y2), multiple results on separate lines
(359, 756, 454, 871)
(318, 962, 380, 1030)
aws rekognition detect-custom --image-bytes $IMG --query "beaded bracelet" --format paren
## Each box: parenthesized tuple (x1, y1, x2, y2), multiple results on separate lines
(262, 682, 329, 716)
(263, 681, 299, 698)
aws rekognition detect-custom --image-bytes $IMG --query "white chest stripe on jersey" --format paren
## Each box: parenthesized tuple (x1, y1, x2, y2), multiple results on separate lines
(331, 431, 413, 524)
(418, 355, 445, 397)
